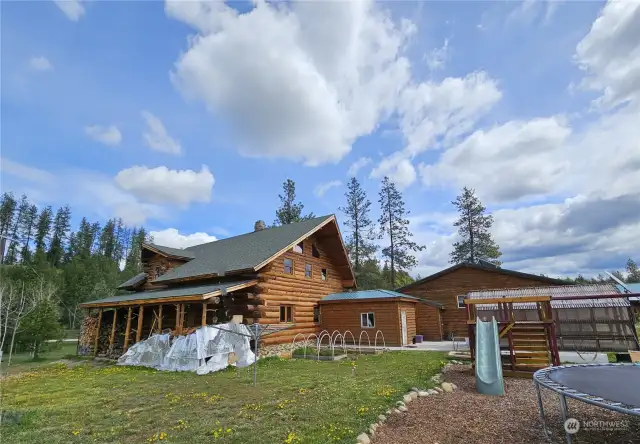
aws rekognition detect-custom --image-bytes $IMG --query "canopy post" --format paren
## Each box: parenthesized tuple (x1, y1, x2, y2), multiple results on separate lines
(123, 306, 133, 351)
(136, 306, 145, 343)
(158, 305, 163, 333)
(109, 308, 118, 350)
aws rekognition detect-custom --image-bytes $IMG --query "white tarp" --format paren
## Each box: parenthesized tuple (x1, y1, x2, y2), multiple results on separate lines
(117, 323, 256, 374)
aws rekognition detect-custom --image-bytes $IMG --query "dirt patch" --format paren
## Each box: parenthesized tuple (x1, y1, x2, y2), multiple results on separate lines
(374, 365, 640, 444)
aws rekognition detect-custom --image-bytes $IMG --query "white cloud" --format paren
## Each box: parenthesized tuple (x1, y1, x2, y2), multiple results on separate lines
(0, 157, 56, 185)
(167, 0, 414, 166)
(574, 1, 640, 109)
(347, 157, 372, 177)
(29, 56, 54, 72)
(141, 111, 182, 155)
(314, 180, 342, 198)
(54, 0, 85, 21)
(1, 158, 165, 226)
(114, 165, 214, 206)
(370, 153, 417, 190)
(85, 125, 122, 147)
(398, 71, 502, 156)
(419, 117, 572, 203)
(150, 228, 217, 249)
(424, 38, 450, 71)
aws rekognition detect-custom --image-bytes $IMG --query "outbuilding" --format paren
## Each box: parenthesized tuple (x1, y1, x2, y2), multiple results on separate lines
(319, 289, 430, 346)
(397, 261, 566, 340)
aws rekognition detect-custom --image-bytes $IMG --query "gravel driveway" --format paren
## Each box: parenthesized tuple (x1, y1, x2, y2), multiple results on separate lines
(373, 365, 640, 444)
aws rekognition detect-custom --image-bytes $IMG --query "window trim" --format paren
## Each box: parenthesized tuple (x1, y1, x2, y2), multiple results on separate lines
(360, 312, 375, 328)
(283, 258, 294, 274)
(280, 305, 294, 323)
(305, 263, 312, 278)
(456, 295, 466, 309)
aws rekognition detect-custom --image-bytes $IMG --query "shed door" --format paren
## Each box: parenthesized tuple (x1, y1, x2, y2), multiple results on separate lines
(401, 310, 408, 346)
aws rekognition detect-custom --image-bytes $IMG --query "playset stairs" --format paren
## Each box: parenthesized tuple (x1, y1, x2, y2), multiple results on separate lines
(510, 325, 552, 370)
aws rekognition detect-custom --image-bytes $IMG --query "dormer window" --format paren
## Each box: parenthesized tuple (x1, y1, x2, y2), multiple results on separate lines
(293, 241, 303, 254)
(312, 243, 320, 258)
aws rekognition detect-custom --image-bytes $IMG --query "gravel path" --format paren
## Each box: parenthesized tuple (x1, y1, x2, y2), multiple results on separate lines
(373, 365, 640, 444)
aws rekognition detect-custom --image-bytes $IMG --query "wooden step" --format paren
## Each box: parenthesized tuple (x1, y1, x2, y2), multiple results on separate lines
(512, 351, 549, 357)
(512, 337, 547, 342)
(512, 331, 546, 336)
(512, 344, 548, 351)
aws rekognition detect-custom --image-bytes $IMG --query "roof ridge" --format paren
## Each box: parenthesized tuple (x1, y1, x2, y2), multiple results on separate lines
(183, 214, 334, 251)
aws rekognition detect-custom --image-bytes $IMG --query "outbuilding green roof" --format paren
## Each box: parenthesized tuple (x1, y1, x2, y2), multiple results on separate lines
(321, 289, 444, 307)
(152, 215, 336, 283)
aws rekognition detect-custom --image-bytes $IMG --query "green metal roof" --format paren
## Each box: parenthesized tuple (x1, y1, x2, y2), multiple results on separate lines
(153, 215, 335, 283)
(82, 279, 257, 307)
(146, 243, 195, 259)
(321, 289, 444, 307)
(322, 289, 419, 301)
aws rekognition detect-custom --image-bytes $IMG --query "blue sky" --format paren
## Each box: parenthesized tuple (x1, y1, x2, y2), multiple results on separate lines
(2, 0, 639, 278)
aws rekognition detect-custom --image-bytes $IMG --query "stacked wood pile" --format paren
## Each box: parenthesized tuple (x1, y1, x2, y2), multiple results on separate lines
(78, 314, 99, 356)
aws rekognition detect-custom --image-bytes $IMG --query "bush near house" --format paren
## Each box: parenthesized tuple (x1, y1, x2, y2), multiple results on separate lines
(2, 351, 445, 444)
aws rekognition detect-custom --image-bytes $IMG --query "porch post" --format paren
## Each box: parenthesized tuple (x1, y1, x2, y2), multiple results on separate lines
(136, 305, 145, 343)
(123, 306, 133, 351)
(109, 308, 118, 349)
(157, 304, 163, 333)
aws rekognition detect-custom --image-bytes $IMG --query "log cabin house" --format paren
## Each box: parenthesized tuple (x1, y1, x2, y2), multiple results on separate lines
(396, 262, 566, 341)
(79, 215, 355, 358)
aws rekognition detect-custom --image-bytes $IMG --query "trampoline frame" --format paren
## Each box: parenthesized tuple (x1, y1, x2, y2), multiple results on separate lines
(533, 363, 640, 443)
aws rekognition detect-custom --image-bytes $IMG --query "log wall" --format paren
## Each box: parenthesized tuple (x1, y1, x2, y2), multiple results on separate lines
(400, 267, 558, 339)
(319, 300, 417, 346)
(415, 303, 443, 341)
(256, 234, 345, 345)
(141, 254, 186, 289)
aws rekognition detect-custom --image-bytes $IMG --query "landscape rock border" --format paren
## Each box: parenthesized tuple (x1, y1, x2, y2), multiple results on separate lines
(355, 364, 463, 444)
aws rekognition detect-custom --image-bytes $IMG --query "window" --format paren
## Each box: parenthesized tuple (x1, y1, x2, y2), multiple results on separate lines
(321, 268, 327, 281)
(280, 306, 293, 323)
(154, 266, 162, 278)
(312, 243, 320, 258)
(457, 295, 466, 309)
(360, 312, 375, 328)
(293, 241, 303, 254)
(305, 263, 312, 278)
(284, 258, 293, 274)
(313, 305, 320, 323)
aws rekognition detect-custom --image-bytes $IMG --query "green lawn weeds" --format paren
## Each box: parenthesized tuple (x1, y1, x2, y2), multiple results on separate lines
(1, 351, 446, 444)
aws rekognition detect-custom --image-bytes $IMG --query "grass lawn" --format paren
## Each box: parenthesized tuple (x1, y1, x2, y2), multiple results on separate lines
(1, 342, 79, 375)
(1, 351, 446, 444)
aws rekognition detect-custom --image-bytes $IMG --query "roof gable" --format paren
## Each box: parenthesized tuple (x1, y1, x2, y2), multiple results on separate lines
(151, 215, 354, 284)
(396, 262, 566, 292)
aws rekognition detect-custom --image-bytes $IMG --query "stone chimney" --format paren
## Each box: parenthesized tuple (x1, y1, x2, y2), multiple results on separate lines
(254, 220, 266, 231)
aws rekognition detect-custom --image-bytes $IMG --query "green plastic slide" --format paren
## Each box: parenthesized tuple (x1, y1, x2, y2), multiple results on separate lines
(475, 317, 505, 396)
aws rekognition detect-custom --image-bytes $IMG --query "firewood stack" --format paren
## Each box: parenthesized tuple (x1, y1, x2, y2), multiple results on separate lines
(78, 314, 99, 356)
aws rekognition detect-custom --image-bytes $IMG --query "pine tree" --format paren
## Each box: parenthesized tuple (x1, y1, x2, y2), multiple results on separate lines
(626, 258, 640, 283)
(0, 192, 18, 235)
(339, 177, 377, 274)
(378, 176, 424, 288)
(4, 195, 29, 264)
(450, 187, 502, 265)
(274, 179, 315, 225)
(19, 204, 39, 263)
(34, 206, 54, 263)
(99, 219, 117, 261)
(48, 205, 72, 267)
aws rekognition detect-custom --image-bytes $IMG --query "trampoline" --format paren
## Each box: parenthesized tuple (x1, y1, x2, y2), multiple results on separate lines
(533, 363, 640, 443)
